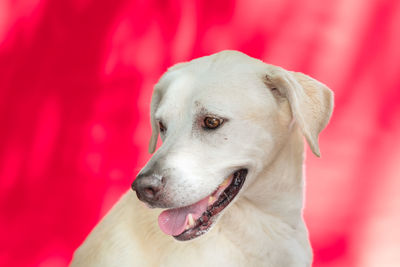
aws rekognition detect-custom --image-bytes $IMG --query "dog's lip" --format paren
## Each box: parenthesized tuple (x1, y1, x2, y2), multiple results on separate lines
(172, 168, 248, 241)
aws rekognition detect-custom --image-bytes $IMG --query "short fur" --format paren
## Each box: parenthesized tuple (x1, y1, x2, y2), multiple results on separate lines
(71, 51, 333, 267)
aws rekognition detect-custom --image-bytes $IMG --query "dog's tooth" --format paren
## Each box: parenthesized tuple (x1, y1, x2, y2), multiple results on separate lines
(220, 176, 232, 187)
(208, 196, 215, 205)
(188, 213, 195, 227)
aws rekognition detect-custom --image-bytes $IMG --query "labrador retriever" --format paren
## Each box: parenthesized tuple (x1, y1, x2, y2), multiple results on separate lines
(71, 50, 333, 267)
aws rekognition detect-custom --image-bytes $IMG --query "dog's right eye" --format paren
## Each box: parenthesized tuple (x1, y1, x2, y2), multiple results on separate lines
(159, 121, 166, 133)
(203, 117, 223, 130)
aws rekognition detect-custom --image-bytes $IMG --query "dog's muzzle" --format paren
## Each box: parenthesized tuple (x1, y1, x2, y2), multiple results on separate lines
(132, 168, 248, 241)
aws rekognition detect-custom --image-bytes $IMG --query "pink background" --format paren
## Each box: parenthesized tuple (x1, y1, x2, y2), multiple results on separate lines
(1, 0, 400, 266)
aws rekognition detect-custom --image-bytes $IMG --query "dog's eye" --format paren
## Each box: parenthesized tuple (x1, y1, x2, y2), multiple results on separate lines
(159, 121, 166, 133)
(203, 117, 223, 130)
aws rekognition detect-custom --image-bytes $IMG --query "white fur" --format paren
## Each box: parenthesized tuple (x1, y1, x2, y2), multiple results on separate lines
(71, 50, 333, 267)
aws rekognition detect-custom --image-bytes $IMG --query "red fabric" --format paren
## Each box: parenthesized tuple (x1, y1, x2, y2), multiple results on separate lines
(1, 0, 399, 266)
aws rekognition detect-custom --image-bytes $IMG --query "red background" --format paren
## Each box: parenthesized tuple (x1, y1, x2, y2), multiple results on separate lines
(1, 0, 400, 266)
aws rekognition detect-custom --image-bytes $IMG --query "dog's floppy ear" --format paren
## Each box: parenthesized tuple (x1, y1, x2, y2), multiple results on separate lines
(265, 66, 334, 157)
(148, 87, 162, 154)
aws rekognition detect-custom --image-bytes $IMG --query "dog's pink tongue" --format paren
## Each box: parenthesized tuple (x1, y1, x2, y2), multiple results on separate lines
(158, 196, 209, 236)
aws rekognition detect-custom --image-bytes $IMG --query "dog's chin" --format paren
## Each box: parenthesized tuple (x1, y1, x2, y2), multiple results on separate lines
(170, 169, 248, 241)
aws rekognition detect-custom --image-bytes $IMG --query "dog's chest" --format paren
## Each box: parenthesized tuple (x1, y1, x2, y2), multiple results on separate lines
(153, 231, 252, 267)
(148, 224, 282, 267)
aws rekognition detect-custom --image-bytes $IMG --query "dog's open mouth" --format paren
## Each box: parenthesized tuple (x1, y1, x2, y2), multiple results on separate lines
(158, 169, 247, 241)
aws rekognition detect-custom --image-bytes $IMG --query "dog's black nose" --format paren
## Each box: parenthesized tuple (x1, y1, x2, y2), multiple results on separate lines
(132, 173, 165, 202)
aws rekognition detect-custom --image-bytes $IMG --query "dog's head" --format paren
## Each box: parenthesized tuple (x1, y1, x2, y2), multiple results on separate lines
(132, 51, 333, 241)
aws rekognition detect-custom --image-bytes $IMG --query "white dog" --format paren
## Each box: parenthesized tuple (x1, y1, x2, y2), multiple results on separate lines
(71, 50, 333, 267)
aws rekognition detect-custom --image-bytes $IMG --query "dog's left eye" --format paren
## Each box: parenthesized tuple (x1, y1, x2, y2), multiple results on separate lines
(203, 117, 223, 130)
(159, 121, 166, 133)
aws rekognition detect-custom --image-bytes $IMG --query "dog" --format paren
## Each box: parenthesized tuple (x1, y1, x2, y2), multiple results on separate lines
(71, 50, 333, 267)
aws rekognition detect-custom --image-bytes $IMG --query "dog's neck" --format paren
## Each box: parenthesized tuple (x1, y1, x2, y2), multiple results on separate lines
(243, 127, 306, 228)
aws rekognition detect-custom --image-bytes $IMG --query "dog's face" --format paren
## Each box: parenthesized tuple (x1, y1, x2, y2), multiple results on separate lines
(132, 51, 333, 241)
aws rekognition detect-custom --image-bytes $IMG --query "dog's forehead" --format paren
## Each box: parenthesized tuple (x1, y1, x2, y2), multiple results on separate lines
(156, 69, 267, 119)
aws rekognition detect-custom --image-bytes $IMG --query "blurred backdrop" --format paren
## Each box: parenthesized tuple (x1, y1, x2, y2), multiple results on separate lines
(0, 0, 399, 266)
